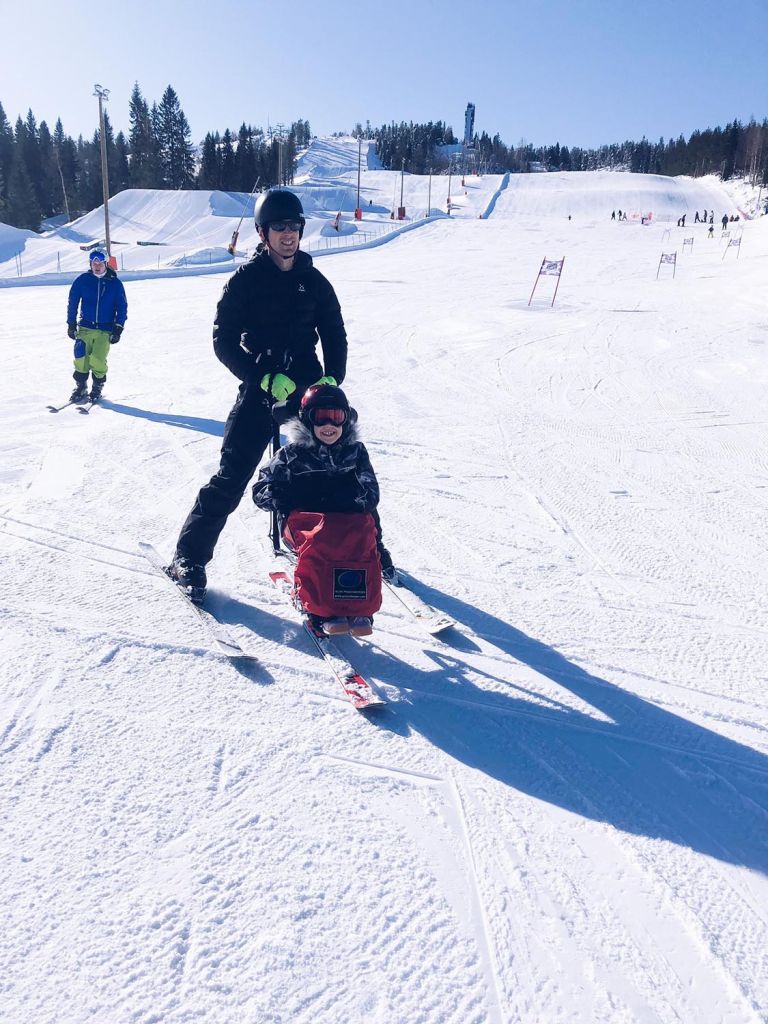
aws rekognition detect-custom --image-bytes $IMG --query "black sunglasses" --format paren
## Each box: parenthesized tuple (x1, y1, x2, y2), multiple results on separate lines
(269, 220, 302, 233)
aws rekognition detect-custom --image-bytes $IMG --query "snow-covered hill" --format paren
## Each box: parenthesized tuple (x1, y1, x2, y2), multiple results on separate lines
(0, 135, 753, 282)
(1, 138, 768, 1024)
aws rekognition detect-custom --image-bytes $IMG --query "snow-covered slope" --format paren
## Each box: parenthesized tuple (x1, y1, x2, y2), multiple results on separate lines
(491, 168, 741, 221)
(2, 134, 753, 282)
(1, 143, 768, 1024)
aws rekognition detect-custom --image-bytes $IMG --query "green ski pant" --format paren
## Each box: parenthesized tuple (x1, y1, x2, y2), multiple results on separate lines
(73, 327, 110, 381)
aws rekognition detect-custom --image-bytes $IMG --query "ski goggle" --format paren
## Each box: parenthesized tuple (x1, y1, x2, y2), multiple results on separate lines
(269, 220, 302, 233)
(89, 251, 107, 263)
(308, 406, 346, 427)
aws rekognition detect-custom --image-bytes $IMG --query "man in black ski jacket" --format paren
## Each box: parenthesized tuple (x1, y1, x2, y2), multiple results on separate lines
(167, 189, 395, 604)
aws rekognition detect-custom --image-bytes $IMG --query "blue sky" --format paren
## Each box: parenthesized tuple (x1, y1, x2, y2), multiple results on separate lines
(2, 0, 766, 150)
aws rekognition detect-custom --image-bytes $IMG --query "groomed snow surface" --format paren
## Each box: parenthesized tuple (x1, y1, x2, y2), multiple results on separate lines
(2, 138, 768, 1023)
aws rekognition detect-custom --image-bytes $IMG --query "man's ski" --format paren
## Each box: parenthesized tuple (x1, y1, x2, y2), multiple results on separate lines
(139, 541, 257, 661)
(46, 400, 78, 413)
(384, 571, 455, 635)
(269, 570, 385, 711)
(77, 399, 100, 415)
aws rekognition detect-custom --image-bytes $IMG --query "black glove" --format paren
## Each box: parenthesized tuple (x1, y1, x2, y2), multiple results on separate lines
(109, 324, 123, 345)
(67, 323, 77, 340)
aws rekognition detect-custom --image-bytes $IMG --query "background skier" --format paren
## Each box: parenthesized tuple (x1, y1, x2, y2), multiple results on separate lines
(66, 250, 127, 402)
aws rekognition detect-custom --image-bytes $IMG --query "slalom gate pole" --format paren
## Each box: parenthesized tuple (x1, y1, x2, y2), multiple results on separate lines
(550, 257, 565, 307)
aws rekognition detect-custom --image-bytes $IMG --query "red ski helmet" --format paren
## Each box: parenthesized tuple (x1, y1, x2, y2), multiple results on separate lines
(299, 384, 352, 428)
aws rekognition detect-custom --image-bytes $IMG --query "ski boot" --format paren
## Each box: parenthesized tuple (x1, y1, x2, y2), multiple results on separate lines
(321, 617, 351, 636)
(348, 616, 373, 637)
(166, 556, 207, 605)
(89, 377, 105, 402)
(70, 382, 89, 403)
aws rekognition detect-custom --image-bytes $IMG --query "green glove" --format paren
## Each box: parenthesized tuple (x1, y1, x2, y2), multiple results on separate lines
(313, 376, 337, 387)
(260, 372, 296, 402)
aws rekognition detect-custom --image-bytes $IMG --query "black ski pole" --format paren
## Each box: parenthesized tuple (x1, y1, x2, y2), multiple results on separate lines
(269, 416, 282, 554)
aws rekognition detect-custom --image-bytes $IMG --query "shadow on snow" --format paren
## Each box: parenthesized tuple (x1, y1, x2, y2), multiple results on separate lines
(102, 401, 225, 437)
(357, 576, 768, 874)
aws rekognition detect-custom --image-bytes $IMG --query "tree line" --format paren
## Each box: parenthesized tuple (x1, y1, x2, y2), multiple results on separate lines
(1, 82, 765, 231)
(0, 83, 310, 230)
(363, 117, 767, 185)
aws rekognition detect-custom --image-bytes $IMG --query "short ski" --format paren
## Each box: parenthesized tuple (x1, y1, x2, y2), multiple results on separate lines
(384, 571, 455, 635)
(269, 570, 385, 711)
(77, 400, 100, 414)
(139, 541, 257, 661)
(47, 400, 78, 413)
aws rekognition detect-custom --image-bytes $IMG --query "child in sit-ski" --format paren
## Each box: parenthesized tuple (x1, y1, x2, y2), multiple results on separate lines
(252, 384, 382, 636)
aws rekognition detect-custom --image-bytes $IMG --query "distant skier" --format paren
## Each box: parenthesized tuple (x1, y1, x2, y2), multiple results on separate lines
(611, 210, 616, 220)
(708, 224, 714, 238)
(66, 250, 127, 402)
(165, 188, 395, 604)
(253, 384, 381, 637)
(722, 214, 729, 230)
(694, 211, 700, 223)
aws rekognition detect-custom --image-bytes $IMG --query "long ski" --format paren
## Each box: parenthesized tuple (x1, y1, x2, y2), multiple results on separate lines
(384, 571, 455, 635)
(139, 541, 257, 661)
(269, 570, 385, 711)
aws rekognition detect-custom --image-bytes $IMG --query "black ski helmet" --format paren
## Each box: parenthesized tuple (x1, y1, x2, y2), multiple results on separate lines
(299, 384, 352, 428)
(254, 189, 305, 238)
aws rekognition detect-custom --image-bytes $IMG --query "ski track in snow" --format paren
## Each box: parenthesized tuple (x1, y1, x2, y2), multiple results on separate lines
(1, 142, 768, 1023)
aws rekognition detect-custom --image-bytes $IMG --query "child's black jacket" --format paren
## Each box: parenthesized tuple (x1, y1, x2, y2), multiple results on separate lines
(252, 418, 379, 519)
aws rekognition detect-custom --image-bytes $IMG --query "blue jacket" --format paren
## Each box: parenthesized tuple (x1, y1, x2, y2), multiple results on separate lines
(67, 269, 128, 331)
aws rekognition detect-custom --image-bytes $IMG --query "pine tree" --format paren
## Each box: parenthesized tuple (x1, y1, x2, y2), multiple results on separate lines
(76, 133, 101, 213)
(129, 82, 158, 188)
(220, 129, 235, 190)
(234, 124, 257, 192)
(198, 132, 221, 189)
(147, 103, 164, 187)
(6, 154, 42, 229)
(114, 131, 130, 193)
(156, 85, 195, 188)
(0, 101, 13, 208)
(53, 119, 79, 219)
(20, 110, 43, 211)
(37, 120, 60, 217)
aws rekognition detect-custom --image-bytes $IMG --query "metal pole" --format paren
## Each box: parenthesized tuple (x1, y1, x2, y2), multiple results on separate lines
(447, 160, 452, 217)
(356, 137, 361, 211)
(427, 168, 432, 218)
(94, 84, 111, 257)
(400, 157, 404, 211)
